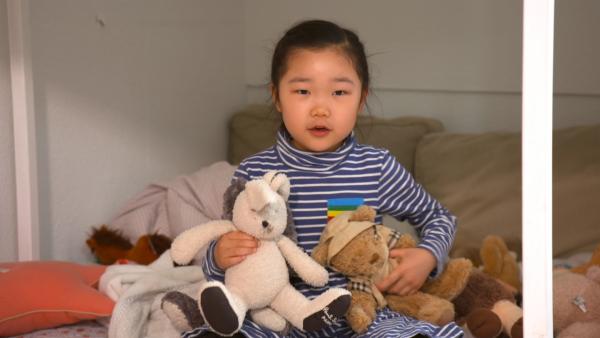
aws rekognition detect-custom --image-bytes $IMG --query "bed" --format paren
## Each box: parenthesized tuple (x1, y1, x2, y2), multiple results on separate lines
(2, 104, 599, 337)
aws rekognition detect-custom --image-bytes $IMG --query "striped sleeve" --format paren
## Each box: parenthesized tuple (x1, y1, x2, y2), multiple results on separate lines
(234, 160, 252, 181)
(202, 240, 225, 282)
(377, 151, 457, 277)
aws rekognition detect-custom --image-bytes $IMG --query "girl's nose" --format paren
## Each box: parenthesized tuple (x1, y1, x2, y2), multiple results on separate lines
(310, 106, 330, 117)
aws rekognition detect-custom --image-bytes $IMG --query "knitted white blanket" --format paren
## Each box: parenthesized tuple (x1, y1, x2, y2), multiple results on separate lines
(99, 250, 205, 338)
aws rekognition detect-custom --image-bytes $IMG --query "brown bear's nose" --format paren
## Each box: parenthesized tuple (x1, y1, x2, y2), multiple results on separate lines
(262, 221, 269, 228)
(369, 253, 380, 264)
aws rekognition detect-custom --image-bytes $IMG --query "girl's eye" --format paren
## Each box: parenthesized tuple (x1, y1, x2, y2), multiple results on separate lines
(333, 90, 347, 96)
(295, 89, 309, 95)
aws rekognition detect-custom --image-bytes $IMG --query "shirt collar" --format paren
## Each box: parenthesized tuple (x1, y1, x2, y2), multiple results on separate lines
(275, 128, 356, 172)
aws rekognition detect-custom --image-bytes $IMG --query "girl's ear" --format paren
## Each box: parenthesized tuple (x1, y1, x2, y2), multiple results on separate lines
(359, 89, 369, 112)
(270, 84, 281, 112)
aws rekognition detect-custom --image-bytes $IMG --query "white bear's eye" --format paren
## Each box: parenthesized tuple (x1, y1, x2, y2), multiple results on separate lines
(250, 208, 256, 212)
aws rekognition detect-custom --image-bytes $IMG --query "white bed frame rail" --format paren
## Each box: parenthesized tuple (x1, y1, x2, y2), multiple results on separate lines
(522, 0, 554, 336)
(8, 0, 39, 261)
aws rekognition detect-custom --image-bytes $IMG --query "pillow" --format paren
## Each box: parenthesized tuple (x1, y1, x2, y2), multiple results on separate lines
(414, 131, 522, 263)
(414, 123, 600, 262)
(227, 104, 444, 173)
(553, 124, 600, 257)
(0, 261, 114, 336)
(354, 114, 443, 173)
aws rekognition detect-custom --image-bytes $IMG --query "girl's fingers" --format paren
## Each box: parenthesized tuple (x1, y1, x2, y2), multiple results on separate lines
(221, 239, 258, 250)
(375, 269, 404, 291)
(388, 248, 408, 259)
(225, 231, 257, 241)
(229, 247, 257, 257)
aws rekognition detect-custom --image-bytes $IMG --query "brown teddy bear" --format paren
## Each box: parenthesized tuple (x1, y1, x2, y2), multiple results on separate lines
(312, 206, 524, 338)
(311, 205, 461, 333)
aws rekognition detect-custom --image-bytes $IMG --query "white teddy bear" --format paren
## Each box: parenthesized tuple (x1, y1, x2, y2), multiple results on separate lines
(162, 171, 351, 336)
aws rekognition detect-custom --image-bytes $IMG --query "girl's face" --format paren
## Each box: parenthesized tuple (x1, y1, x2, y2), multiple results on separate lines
(273, 48, 366, 153)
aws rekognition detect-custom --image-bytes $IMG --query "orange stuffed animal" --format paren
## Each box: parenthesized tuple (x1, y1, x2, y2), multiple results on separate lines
(86, 225, 171, 265)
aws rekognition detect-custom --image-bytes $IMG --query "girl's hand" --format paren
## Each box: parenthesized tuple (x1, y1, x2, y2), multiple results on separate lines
(214, 231, 259, 270)
(374, 247, 436, 296)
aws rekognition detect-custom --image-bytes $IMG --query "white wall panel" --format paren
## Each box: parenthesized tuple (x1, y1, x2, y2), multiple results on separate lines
(0, 0, 18, 262)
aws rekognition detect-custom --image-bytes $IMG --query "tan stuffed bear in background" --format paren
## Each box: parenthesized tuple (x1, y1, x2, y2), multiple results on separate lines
(479, 235, 522, 292)
(553, 266, 600, 338)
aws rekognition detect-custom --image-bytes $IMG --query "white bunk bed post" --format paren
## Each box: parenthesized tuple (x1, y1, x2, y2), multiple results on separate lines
(522, 0, 554, 337)
(8, 0, 39, 261)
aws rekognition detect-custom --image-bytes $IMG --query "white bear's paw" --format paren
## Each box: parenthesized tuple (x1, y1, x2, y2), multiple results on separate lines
(302, 291, 351, 331)
(200, 284, 242, 336)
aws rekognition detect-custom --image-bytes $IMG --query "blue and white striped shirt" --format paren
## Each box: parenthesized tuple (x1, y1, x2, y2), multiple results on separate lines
(188, 129, 462, 338)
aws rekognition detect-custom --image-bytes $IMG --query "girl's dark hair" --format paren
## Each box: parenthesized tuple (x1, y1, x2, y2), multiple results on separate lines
(271, 20, 370, 102)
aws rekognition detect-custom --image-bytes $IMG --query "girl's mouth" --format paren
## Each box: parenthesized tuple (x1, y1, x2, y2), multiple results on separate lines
(309, 126, 330, 137)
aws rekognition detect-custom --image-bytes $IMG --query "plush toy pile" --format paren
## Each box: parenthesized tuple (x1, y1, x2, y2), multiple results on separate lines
(161, 171, 351, 336)
(312, 206, 524, 338)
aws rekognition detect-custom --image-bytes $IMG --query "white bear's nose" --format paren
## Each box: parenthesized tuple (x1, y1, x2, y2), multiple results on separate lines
(262, 221, 269, 228)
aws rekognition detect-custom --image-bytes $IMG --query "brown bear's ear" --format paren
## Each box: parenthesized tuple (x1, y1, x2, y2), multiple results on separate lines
(349, 205, 376, 222)
(311, 240, 330, 266)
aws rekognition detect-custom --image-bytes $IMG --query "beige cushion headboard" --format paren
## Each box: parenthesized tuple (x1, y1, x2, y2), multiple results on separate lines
(414, 124, 600, 261)
(227, 104, 444, 173)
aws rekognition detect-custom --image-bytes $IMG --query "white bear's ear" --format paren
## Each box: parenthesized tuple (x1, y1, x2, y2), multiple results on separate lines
(263, 171, 290, 201)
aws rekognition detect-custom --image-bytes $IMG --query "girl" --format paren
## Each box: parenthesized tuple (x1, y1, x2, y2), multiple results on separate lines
(191, 20, 462, 338)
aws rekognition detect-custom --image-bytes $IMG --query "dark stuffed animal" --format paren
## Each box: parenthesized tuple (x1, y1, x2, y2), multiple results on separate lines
(423, 259, 523, 338)
(86, 225, 171, 265)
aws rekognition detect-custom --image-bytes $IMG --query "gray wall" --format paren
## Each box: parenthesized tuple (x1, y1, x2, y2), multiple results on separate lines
(2, 0, 599, 262)
(244, 0, 600, 132)
(28, 0, 245, 261)
(0, 0, 17, 262)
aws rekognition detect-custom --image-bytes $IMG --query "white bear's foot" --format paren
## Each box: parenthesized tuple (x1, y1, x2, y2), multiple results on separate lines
(302, 288, 351, 331)
(199, 281, 246, 336)
(250, 307, 288, 332)
(161, 291, 204, 332)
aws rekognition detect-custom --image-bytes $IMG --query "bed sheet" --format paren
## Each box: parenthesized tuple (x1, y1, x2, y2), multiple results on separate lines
(9, 321, 107, 338)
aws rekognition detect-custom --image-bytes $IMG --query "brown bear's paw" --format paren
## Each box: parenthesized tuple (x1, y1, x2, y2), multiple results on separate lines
(421, 258, 473, 300)
(200, 285, 240, 336)
(417, 298, 455, 326)
(346, 305, 373, 334)
(466, 308, 502, 338)
(386, 292, 453, 326)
